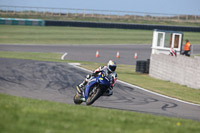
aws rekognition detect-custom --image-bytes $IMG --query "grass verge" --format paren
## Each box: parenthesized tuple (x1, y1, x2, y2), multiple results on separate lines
(0, 93, 200, 133)
(0, 51, 200, 104)
(0, 25, 200, 45)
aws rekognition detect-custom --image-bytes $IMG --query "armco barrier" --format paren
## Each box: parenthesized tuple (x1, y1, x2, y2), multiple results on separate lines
(0, 18, 45, 26)
(45, 20, 200, 32)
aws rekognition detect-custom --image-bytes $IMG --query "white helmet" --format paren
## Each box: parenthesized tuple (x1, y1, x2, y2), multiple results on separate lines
(107, 60, 117, 72)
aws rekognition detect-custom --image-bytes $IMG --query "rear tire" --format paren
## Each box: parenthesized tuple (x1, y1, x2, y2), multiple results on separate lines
(86, 86, 102, 105)
(73, 93, 83, 104)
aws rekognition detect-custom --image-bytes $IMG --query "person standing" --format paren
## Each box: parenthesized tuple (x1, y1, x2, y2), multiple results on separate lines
(182, 40, 191, 56)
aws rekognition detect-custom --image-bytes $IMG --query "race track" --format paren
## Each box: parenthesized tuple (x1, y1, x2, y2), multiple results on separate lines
(0, 44, 154, 65)
(0, 58, 200, 121)
(1, 44, 200, 65)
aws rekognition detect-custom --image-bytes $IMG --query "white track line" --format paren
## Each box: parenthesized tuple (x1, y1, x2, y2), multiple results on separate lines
(69, 63, 200, 107)
(61, 52, 68, 60)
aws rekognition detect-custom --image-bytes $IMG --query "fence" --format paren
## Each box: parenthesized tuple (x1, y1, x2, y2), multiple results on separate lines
(0, 5, 200, 23)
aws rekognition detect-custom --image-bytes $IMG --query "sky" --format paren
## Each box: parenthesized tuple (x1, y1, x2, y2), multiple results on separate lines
(0, 0, 200, 15)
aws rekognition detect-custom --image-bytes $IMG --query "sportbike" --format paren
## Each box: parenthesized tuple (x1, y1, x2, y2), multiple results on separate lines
(74, 71, 112, 105)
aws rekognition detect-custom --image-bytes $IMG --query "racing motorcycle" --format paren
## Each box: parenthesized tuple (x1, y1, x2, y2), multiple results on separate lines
(73, 71, 112, 105)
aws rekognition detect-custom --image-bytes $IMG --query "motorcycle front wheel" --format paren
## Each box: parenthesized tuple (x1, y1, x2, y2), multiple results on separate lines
(86, 86, 103, 105)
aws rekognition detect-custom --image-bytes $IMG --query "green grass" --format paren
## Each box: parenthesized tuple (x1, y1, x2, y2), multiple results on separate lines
(0, 51, 63, 62)
(0, 25, 153, 44)
(0, 25, 200, 45)
(0, 51, 200, 104)
(0, 93, 200, 133)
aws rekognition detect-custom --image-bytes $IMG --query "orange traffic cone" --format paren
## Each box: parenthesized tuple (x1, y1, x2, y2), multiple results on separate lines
(116, 51, 120, 58)
(96, 50, 99, 58)
(134, 52, 138, 59)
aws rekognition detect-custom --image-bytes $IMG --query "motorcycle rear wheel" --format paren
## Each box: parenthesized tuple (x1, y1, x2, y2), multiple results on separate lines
(73, 93, 83, 104)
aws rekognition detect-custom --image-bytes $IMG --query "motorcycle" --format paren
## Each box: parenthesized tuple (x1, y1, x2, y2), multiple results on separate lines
(74, 71, 112, 105)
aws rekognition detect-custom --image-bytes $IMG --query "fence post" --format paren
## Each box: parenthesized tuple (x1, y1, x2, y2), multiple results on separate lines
(83, 9, 85, 17)
(186, 15, 188, 21)
(177, 15, 180, 21)
(36, 8, 38, 15)
(117, 11, 120, 18)
(6, 6, 9, 13)
(75, 9, 77, 16)
(91, 10, 93, 18)
(134, 12, 137, 20)
(14, 7, 16, 14)
(43, 8, 45, 16)
(66, 9, 68, 17)
(29, 7, 31, 15)
(51, 8, 53, 16)
(59, 9, 61, 16)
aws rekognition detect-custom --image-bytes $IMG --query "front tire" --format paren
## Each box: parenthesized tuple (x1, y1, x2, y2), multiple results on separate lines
(86, 86, 102, 105)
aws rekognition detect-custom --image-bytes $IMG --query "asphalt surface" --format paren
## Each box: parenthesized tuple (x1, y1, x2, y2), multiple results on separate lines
(1, 44, 200, 65)
(0, 58, 200, 121)
(0, 44, 153, 65)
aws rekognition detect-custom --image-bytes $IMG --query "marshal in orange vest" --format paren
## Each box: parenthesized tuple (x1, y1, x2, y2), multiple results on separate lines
(184, 40, 191, 51)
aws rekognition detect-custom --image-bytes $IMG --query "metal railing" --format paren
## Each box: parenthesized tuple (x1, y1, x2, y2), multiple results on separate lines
(0, 5, 200, 22)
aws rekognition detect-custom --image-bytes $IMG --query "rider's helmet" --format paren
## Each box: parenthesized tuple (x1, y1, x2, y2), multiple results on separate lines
(107, 60, 117, 72)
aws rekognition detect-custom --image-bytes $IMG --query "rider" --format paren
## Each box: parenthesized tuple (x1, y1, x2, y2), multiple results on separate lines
(76, 60, 117, 96)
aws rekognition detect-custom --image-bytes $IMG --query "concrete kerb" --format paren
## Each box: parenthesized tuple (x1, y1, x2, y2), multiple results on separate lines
(68, 63, 200, 107)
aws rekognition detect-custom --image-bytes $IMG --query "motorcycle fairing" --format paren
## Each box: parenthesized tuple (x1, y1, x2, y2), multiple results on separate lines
(84, 77, 98, 100)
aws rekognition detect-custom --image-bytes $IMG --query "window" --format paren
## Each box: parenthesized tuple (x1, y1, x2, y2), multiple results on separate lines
(164, 33, 172, 48)
(157, 33, 164, 47)
(174, 35, 180, 48)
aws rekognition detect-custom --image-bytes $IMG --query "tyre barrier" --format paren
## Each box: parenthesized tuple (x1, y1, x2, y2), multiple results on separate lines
(45, 20, 200, 32)
(0, 18, 45, 26)
(136, 59, 150, 74)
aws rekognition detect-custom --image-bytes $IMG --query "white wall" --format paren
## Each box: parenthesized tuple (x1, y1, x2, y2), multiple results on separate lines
(149, 54, 200, 89)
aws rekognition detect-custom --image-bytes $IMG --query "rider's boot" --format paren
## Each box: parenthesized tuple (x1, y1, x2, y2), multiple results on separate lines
(76, 80, 87, 95)
(76, 74, 91, 95)
(102, 89, 113, 96)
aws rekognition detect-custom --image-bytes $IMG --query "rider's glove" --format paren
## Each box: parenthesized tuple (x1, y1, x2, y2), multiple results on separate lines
(86, 74, 91, 79)
(91, 73, 98, 77)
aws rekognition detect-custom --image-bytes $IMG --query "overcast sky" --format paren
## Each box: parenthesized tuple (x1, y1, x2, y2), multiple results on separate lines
(1, 0, 200, 15)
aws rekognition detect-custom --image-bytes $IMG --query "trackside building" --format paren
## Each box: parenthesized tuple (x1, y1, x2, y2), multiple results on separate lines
(149, 30, 200, 89)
